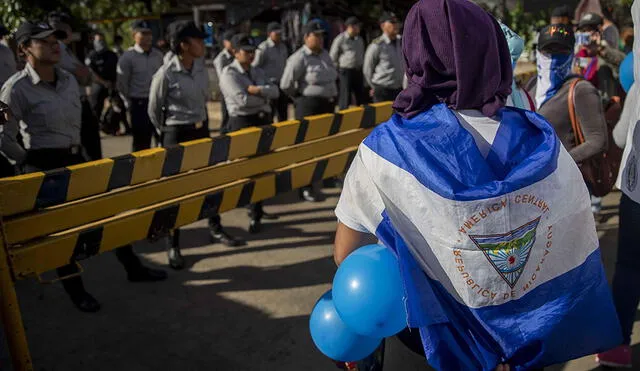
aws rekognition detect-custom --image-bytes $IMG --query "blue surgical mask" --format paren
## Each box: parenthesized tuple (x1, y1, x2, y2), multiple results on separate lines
(575, 32, 591, 47)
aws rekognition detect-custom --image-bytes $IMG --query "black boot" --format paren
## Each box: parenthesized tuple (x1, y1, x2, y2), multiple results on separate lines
(259, 211, 279, 220)
(167, 231, 185, 270)
(210, 228, 245, 247)
(68, 290, 101, 313)
(300, 187, 325, 203)
(59, 273, 101, 313)
(167, 247, 185, 270)
(249, 218, 261, 234)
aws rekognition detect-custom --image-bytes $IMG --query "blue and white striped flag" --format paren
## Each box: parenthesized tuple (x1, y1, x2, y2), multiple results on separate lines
(335, 104, 621, 370)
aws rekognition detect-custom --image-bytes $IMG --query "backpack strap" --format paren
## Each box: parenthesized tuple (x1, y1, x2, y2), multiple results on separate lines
(567, 78, 586, 145)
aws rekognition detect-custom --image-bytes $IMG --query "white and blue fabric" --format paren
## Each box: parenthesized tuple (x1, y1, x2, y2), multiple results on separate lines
(616, 1, 640, 203)
(335, 104, 621, 371)
(535, 51, 573, 109)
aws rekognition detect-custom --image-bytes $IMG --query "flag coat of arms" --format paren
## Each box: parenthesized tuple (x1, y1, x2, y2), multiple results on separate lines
(335, 104, 621, 371)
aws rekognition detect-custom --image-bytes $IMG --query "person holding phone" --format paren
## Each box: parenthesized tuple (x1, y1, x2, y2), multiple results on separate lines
(574, 12, 626, 101)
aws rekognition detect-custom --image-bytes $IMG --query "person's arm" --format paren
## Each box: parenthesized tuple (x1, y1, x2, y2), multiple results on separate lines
(598, 43, 626, 67)
(569, 82, 608, 163)
(252, 45, 265, 69)
(333, 146, 385, 265)
(363, 43, 379, 88)
(613, 83, 638, 149)
(116, 54, 131, 103)
(147, 70, 167, 133)
(0, 87, 26, 164)
(213, 53, 225, 78)
(329, 34, 342, 67)
(255, 69, 280, 100)
(280, 54, 304, 98)
(220, 70, 265, 110)
(334, 222, 371, 266)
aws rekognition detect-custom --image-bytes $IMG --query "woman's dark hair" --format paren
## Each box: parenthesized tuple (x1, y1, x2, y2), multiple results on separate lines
(171, 37, 183, 55)
(17, 39, 32, 60)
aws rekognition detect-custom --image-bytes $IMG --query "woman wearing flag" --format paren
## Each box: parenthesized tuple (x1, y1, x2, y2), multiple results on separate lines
(333, 1, 622, 370)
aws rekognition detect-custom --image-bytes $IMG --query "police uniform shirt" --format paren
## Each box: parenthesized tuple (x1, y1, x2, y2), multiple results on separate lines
(163, 51, 209, 99)
(363, 34, 404, 89)
(0, 63, 81, 163)
(252, 38, 288, 83)
(0, 43, 17, 87)
(329, 31, 365, 70)
(148, 54, 209, 129)
(116, 44, 164, 99)
(219, 59, 279, 117)
(280, 45, 338, 98)
(213, 48, 234, 78)
(58, 41, 92, 86)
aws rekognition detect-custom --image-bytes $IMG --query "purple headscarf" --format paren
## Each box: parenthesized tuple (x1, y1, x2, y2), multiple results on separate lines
(393, 0, 513, 118)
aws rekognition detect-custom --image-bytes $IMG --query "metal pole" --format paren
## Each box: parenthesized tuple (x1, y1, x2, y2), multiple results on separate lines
(0, 223, 32, 370)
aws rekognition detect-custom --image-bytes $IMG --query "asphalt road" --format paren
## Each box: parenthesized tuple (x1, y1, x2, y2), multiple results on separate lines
(1, 106, 638, 371)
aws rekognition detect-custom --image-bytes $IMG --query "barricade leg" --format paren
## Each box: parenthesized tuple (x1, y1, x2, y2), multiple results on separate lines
(0, 232, 32, 370)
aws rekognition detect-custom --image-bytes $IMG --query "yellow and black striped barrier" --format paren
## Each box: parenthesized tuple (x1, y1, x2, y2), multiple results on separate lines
(0, 102, 394, 371)
(0, 103, 391, 217)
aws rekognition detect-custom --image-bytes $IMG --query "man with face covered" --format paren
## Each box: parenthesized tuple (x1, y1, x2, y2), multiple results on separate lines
(86, 32, 119, 120)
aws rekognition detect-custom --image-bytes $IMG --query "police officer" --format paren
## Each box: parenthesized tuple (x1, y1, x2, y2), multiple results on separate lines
(0, 21, 167, 313)
(148, 21, 243, 269)
(252, 22, 289, 122)
(330, 17, 365, 110)
(0, 24, 17, 87)
(49, 12, 103, 161)
(281, 19, 337, 203)
(0, 24, 16, 177)
(86, 32, 119, 120)
(363, 12, 404, 103)
(117, 20, 164, 151)
(213, 30, 236, 134)
(221, 34, 280, 233)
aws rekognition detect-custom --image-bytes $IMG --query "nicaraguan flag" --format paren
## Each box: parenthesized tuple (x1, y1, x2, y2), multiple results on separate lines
(335, 104, 621, 371)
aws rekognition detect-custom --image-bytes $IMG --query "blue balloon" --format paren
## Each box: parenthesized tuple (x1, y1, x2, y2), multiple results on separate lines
(620, 52, 634, 93)
(333, 244, 406, 338)
(309, 290, 382, 361)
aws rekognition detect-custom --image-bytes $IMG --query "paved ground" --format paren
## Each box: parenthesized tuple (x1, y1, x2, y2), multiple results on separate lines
(1, 106, 639, 371)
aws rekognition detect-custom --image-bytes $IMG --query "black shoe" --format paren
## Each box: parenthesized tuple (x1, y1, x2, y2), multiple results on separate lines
(69, 291, 101, 313)
(127, 266, 168, 282)
(167, 247, 185, 270)
(261, 211, 279, 220)
(210, 229, 245, 247)
(301, 189, 325, 203)
(249, 219, 261, 234)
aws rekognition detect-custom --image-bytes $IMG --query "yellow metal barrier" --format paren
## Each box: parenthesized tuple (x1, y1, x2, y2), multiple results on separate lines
(0, 102, 393, 370)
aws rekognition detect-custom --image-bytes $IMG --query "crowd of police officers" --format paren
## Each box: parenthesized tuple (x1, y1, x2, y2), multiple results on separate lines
(0, 12, 405, 313)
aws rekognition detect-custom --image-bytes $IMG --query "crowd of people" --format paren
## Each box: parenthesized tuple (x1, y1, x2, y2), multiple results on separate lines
(0, 0, 637, 369)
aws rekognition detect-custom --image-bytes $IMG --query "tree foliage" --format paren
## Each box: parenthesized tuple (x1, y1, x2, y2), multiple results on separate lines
(0, 0, 168, 33)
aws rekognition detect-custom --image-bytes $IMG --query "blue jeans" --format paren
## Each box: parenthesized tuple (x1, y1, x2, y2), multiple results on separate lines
(612, 193, 640, 344)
